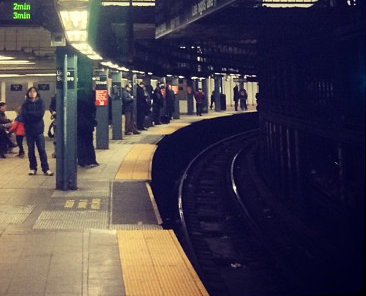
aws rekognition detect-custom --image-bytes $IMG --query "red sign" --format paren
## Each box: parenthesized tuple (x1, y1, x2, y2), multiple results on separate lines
(95, 90, 108, 106)
(172, 85, 179, 94)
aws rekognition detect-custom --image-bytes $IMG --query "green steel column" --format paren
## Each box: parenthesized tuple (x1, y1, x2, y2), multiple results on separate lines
(214, 76, 221, 111)
(95, 69, 109, 149)
(55, 51, 78, 190)
(111, 71, 123, 140)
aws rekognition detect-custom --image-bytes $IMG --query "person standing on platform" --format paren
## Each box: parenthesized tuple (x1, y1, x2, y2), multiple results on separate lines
(9, 107, 25, 158)
(165, 84, 175, 120)
(152, 84, 163, 125)
(238, 87, 248, 110)
(160, 84, 166, 116)
(48, 95, 57, 158)
(77, 90, 99, 168)
(0, 102, 15, 158)
(136, 81, 147, 131)
(194, 88, 205, 116)
(210, 91, 215, 110)
(122, 83, 140, 135)
(233, 84, 239, 111)
(21, 87, 53, 176)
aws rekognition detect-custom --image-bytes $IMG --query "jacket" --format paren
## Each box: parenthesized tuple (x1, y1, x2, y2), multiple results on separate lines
(21, 97, 45, 135)
(122, 88, 134, 113)
(9, 115, 25, 136)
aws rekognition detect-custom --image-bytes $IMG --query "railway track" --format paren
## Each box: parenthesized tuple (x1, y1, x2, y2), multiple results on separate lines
(176, 130, 354, 296)
(176, 131, 294, 296)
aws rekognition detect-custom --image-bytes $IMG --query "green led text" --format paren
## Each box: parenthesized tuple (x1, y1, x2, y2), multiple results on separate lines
(12, 2, 32, 20)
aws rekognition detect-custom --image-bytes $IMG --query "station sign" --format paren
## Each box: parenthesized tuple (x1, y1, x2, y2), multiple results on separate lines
(10, 84, 22, 91)
(56, 69, 75, 89)
(0, 0, 39, 23)
(38, 84, 50, 91)
(155, 0, 236, 38)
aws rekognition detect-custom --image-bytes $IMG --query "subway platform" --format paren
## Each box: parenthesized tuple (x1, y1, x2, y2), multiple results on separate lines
(0, 108, 250, 296)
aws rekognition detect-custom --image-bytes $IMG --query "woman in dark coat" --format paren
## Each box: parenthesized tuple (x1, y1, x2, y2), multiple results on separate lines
(21, 87, 53, 175)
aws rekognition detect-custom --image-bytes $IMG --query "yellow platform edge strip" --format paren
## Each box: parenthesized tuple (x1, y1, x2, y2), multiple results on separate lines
(115, 144, 156, 180)
(117, 230, 210, 296)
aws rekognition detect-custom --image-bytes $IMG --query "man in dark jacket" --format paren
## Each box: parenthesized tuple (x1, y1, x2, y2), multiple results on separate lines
(136, 81, 147, 130)
(122, 84, 140, 135)
(77, 90, 98, 168)
(194, 88, 205, 116)
(165, 84, 175, 120)
(21, 87, 53, 175)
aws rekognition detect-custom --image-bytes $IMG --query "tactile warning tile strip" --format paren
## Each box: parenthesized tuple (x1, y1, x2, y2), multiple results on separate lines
(149, 123, 190, 135)
(0, 205, 35, 224)
(33, 211, 108, 229)
(115, 144, 156, 180)
(117, 229, 209, 296)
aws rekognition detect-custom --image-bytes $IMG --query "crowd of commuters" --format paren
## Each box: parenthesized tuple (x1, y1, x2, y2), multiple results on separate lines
(0, 81, 253, 174)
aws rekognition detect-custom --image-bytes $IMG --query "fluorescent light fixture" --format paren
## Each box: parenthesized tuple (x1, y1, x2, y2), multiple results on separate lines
(72, 44, 94, 55)
(65, 30, 88, 42)
(25, 73, 57, 77)
(87, 54, 103, 60)
(262, 0, 315, 8)
(0, 60, 35, 65)
(0, 55, 15, 60)
(147, 72, 153, 75)
(102, 1, 130, 6)
(178, 76, 184, 79)
(102, 1, 155, 6)
(60, 10, 88, 30)
(0, 74, 22, 78)
(166, 74, 172, 77)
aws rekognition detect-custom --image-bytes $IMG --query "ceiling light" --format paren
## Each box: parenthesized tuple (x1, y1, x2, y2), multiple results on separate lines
(0, 74, 22, 78)
(87, 54, 103, 60)
(0, 60, 35, 65)
(60, 10, 88, 30)
(65, 30, 88, 42)
(25, 73, 57, 77)
(0, 55, 15, 60)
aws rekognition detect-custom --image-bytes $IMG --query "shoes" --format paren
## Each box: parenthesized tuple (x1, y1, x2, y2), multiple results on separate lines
(28, 170, 36, 175)
(43, 170, 54, 176)
(0, 154, 6, 159)
(17, 153, 25, 158)
(125, 132, 132, 135)
(51, 152, 56, 158)
(133, 131, 141, 135)
(85, 163, 99, 168)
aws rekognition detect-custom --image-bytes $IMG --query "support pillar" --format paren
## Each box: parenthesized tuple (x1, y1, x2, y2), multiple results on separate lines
(55, 50, 78, 190)
(214, 76, 221, 111)
(95, 69, 109, 149)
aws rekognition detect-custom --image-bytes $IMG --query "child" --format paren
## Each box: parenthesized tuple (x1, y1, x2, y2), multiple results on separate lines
(9, 107, 25, 158)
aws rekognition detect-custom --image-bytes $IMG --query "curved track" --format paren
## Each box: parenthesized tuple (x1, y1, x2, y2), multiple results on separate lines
(177, 130, 357, 296)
